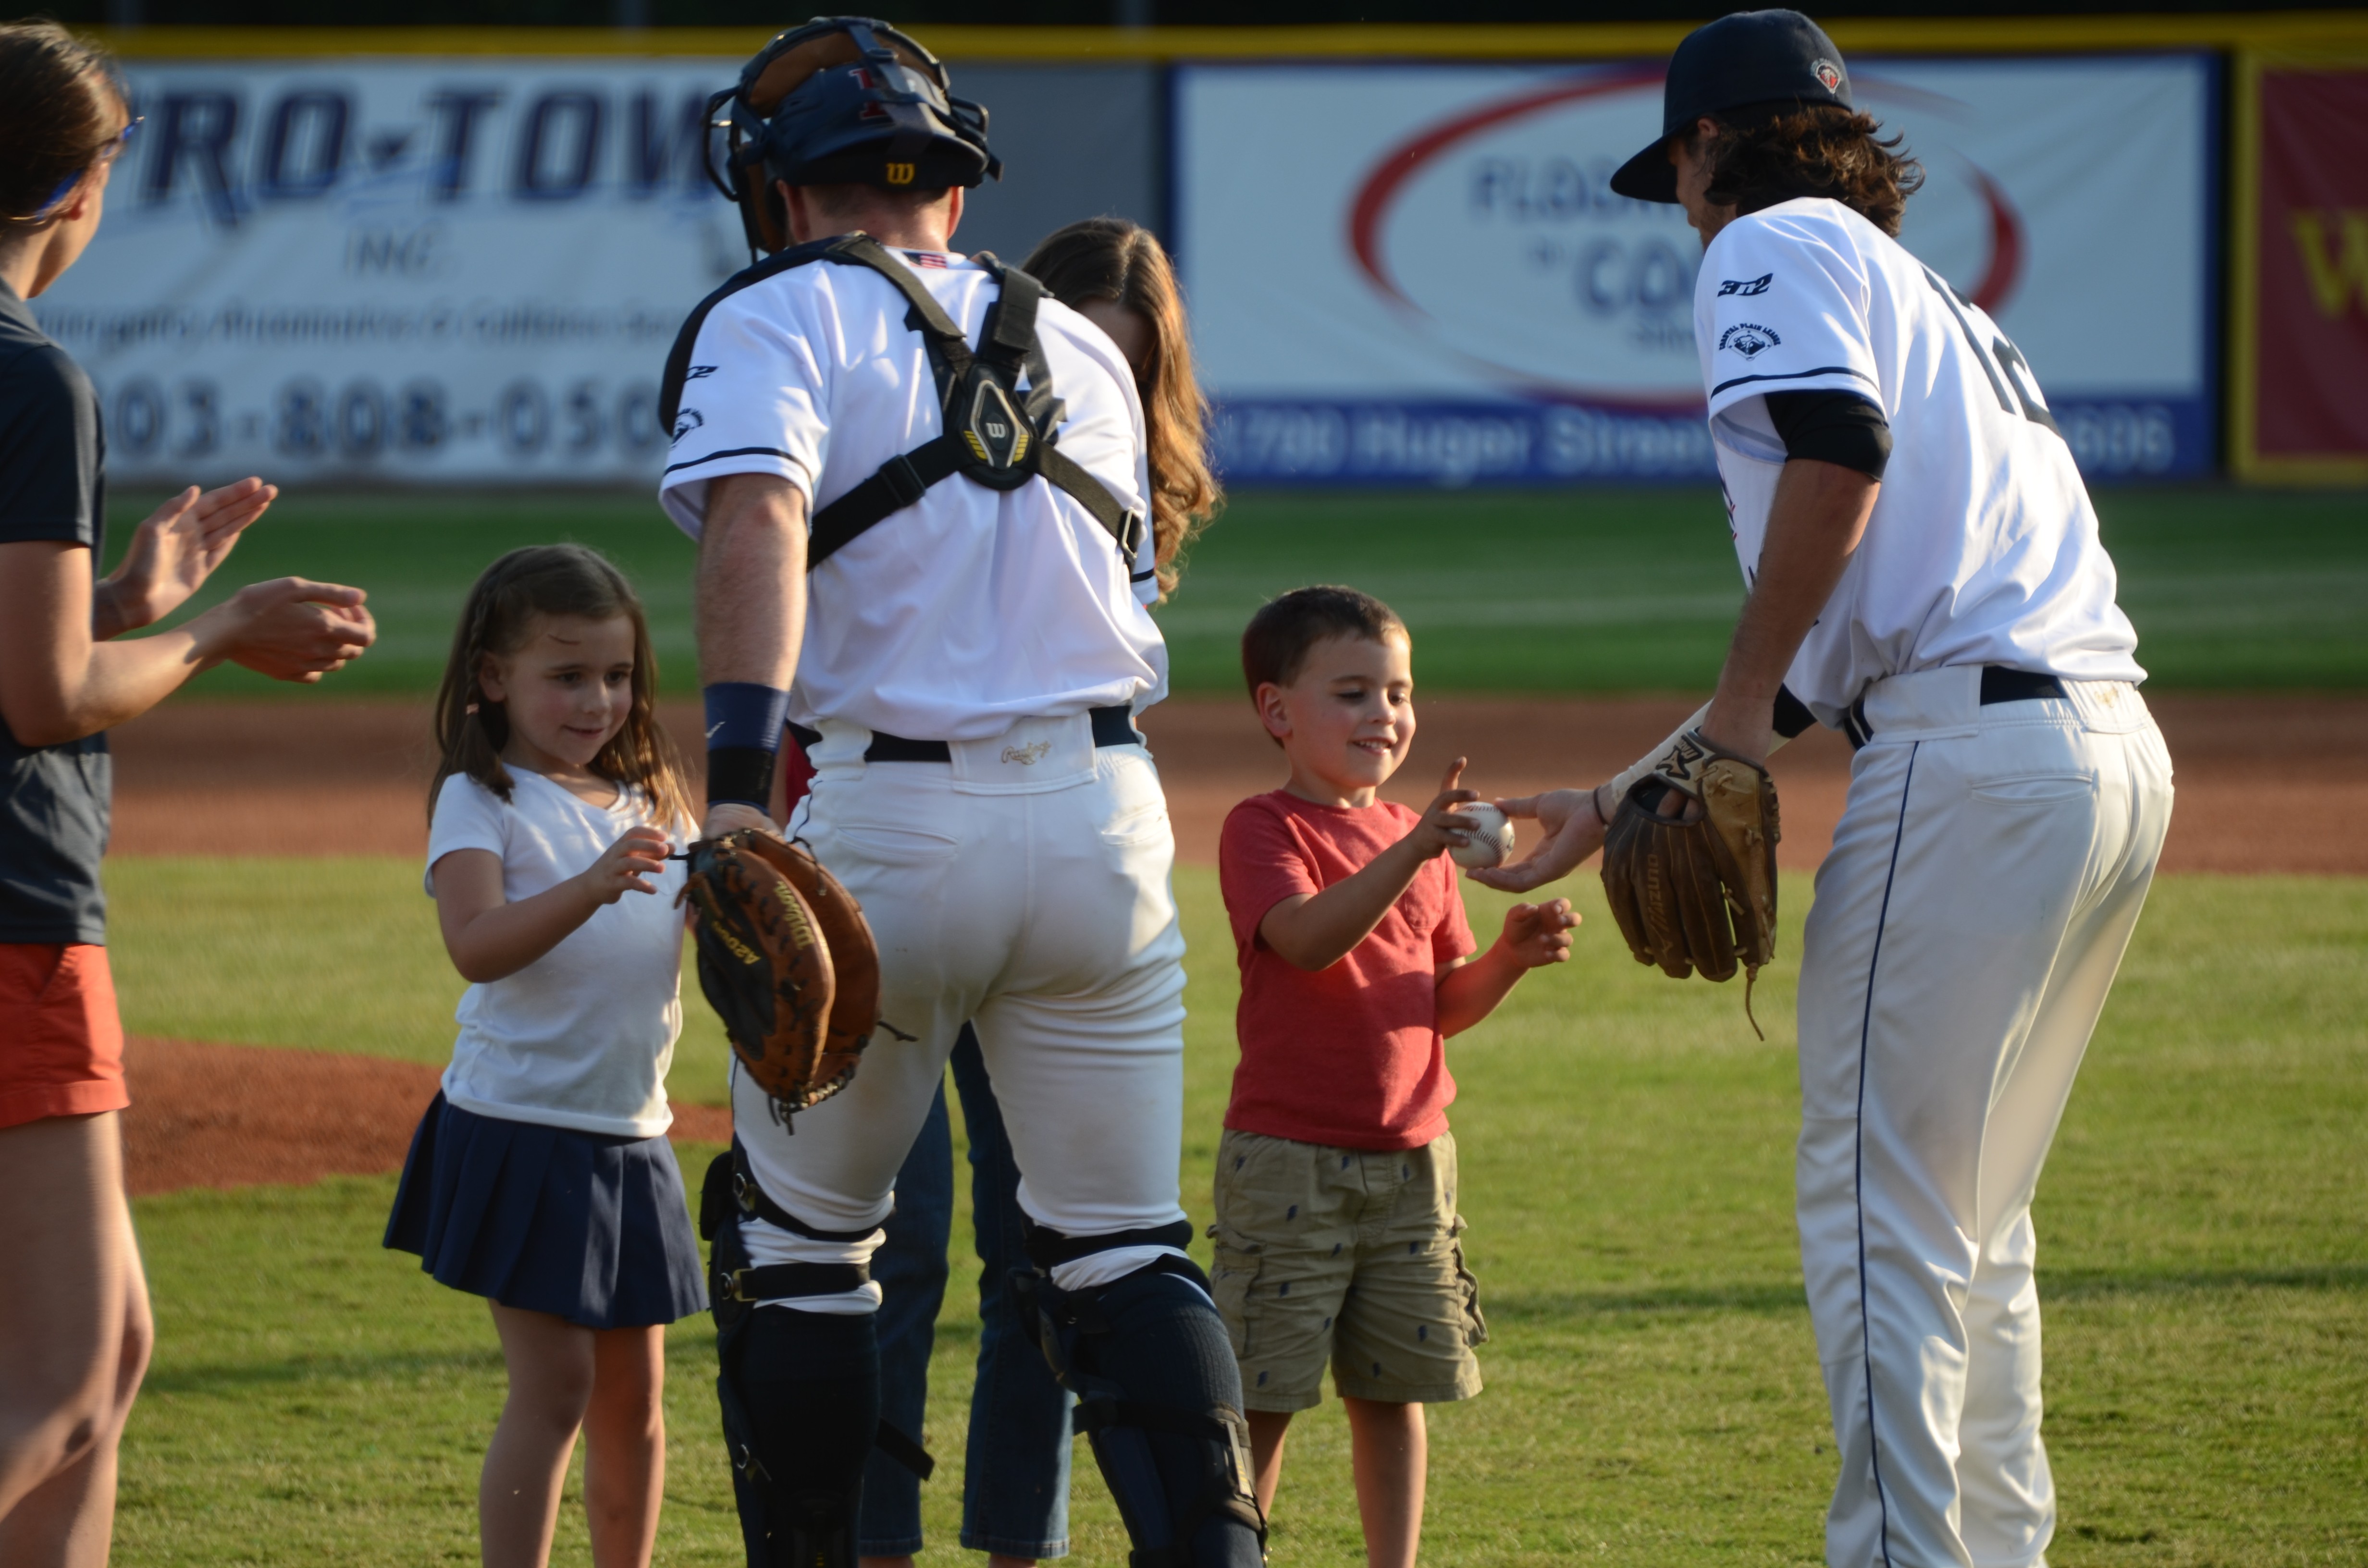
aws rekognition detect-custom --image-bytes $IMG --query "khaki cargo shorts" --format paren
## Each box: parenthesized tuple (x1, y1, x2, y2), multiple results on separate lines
(1208, 1127, 1487, 1412)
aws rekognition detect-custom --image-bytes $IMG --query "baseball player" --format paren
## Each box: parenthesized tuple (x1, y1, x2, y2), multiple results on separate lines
(1481, 13, 2176, 1567)
(656, 20, 1261, 1568)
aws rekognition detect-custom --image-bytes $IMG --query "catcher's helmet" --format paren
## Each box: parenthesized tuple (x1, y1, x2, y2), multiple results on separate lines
(704, 16, 1000, 256)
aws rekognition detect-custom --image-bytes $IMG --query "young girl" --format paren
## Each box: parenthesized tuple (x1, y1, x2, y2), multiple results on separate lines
(385, 544, 703, 1568)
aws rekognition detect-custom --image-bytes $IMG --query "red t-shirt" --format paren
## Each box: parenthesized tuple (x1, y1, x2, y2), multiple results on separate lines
(1218, 791, 1478, 1152)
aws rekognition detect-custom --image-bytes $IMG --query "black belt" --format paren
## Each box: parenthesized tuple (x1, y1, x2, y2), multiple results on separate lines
(1843, 667, 2067, 750)
(789, 705, 1141, 764)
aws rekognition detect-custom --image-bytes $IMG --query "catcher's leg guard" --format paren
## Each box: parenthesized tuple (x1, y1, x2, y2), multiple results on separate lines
(1014, 1257, 1265, 1568)
(722, 1306, 879, 1568)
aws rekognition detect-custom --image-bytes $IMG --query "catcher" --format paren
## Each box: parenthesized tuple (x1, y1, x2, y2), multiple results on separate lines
(1479, 12, 2173, 1568)
(658, 20, 1264, 1568)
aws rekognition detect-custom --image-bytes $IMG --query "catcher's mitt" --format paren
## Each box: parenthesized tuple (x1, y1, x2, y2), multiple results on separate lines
(1600, 730, 1782, 1031)
(682, 830, 882, 1115)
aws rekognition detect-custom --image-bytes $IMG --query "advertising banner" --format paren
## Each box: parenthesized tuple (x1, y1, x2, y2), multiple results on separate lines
(34, 58, 744, 487)
(1177, 56, 2217, 486)
(2236, 57, 2368, 483)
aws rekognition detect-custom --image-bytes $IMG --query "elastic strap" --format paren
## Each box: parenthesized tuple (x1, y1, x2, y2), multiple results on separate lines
(1023, 1218, 1196, 1273)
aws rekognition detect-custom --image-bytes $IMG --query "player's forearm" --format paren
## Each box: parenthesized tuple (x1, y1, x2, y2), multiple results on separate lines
(1702, 460, 1878, 759)
(1259, 840, 1428, 971)
(1435, 943, 1525, 1037)
(696, 473, 810, 689)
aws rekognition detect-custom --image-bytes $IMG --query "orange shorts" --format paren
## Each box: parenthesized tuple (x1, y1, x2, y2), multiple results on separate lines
(0, 943, 127, 1131)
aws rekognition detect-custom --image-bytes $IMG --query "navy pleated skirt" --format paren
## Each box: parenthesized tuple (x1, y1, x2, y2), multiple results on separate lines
(385, 1091, 708, 1329)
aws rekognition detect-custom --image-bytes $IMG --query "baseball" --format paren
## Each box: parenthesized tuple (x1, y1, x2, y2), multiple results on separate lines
(1449, 803, 1515, 870)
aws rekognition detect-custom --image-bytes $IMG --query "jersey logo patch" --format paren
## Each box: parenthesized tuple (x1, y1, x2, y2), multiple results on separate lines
(1718, 323, 1782, 358)
(671, 408, 704, 443)
(1718, 273, 1773, 297)
(902, 250, 948, 269)
(684, 365, 718, 380)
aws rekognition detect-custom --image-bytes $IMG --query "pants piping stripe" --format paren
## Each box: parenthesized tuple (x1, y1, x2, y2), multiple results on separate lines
(1854, 740, 1919, 1568)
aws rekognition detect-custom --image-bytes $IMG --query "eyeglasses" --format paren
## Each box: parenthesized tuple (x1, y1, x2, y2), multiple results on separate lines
(28, 116, 142, 221)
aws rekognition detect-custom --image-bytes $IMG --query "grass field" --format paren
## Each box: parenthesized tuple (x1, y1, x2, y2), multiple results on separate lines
(105, 485, 2368, 698)
(107, 863, 2368, 1566)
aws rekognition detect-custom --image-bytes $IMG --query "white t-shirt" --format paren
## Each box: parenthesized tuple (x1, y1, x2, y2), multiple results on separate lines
(1696, 198, 2144, 724)
(658, 245, 1167, 742)
(426, 770, 689, 1139)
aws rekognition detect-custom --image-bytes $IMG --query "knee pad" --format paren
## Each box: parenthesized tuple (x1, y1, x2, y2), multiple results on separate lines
(720, 1307, 879, 1568)
(1015, 1257, 1265, 1568)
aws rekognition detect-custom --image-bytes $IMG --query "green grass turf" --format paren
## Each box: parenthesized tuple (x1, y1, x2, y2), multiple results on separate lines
(104, 485, 2368, 698)
(110, 864, 2368, 1565)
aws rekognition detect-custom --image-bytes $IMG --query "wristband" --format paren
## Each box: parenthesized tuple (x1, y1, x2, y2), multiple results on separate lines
(704, 683, 790, 809)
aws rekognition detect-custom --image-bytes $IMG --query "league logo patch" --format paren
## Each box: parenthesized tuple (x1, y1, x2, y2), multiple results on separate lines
(671, 408, 704, 444)
(1718, 323, 1782, 358)
(1718, 273, 1773, 297)
(1813, 58, 1845, 93)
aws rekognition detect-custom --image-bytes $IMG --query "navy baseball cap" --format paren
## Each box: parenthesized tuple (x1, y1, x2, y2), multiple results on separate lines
(1609, 10, 1854, 203)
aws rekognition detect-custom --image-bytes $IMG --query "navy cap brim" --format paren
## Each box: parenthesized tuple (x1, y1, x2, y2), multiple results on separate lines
(1611, 137, 1678, 203)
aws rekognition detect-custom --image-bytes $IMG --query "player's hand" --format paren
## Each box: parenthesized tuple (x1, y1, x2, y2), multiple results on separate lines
(1471, 788, 1607, 892)
(98, 478, 277, 634)
(702, 802, 775, 841)
(1403, 758, 1481, 861)
(199, 577, 375, 682)
(579, 825, 671, 904)
(1496, 897, 1579, 968)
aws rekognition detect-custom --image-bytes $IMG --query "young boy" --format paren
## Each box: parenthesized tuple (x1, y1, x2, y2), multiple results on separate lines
(1213, 585, 1578, 1568)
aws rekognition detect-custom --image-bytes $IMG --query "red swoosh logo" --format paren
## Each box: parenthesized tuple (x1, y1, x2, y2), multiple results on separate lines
(1348, 66, 1665, 309)
(1967, 165, 2024, 314)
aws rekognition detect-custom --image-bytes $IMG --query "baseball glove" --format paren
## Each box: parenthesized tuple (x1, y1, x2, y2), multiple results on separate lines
(1600, 730, 1782, 1030)
(682, 829, 882, 1115)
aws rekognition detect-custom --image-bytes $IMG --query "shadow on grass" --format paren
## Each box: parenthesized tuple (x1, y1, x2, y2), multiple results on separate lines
(1486, 1262, 2368, 1325)
(2040, 1262, 2368, 1299)
(142, 1345, 507, 1397)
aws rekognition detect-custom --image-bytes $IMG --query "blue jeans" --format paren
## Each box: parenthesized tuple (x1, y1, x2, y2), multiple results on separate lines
(860, 1026, 1074, 1558)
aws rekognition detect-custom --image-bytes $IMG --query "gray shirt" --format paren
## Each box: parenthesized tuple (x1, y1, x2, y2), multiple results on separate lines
(0, 280, 109, 945)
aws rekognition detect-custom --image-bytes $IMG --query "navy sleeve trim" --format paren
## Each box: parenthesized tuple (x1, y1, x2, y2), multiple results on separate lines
(662, 445, 801, 477)
(1710, 364, 1878, 398)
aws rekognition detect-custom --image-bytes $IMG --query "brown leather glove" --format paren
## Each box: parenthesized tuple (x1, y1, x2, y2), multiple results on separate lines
(683, 829, 882, 1114)
(1600, 730, 1782, 1028)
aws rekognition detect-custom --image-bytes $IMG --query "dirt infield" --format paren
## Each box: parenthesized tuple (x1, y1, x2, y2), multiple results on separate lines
(120, 1036, 731, 1197)
(108, 692, 2368, 873)
(103, 693, 2365, 1196)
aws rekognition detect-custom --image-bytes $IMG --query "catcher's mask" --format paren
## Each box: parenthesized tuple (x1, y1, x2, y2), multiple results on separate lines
(704, 16, 1001, 258)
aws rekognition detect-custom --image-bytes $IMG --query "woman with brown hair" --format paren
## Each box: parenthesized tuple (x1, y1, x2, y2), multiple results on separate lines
(854, 217, 1220, 1568)
(0, 23, 376, 1563)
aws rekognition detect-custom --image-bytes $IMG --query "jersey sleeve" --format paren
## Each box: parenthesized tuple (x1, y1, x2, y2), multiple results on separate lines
(0, 346, 101, 547)
(656, 282, 831, 540)
(1218, 800, 1320, 954)
(1432, 863, 1478, 968)
(1697, 208, 1884, 426)
(425, 773, 509, 895)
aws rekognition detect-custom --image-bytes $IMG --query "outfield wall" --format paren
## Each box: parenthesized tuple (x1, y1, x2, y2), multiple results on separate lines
(46, 16, 2368, 489)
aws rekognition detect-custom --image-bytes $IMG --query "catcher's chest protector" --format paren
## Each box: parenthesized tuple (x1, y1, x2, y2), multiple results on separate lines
(659, 233, 1143, 570)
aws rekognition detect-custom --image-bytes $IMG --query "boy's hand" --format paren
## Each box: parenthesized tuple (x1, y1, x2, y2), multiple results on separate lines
(580, 825, 672, 905)
(1404, 758, 1481, 860)
(1497, 898, 1579, 968)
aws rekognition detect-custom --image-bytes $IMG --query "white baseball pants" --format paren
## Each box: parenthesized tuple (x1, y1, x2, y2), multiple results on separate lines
(733, 710, 1189, 1310)
(1797, 668, 2174, 1568)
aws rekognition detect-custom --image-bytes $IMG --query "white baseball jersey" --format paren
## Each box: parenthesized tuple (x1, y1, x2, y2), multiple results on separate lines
(1696, 198, 2145, 724)
(658, 247, 1165, 742)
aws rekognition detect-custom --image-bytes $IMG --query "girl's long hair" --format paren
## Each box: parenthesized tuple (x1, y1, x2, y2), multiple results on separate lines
(0, 22, 125, 230)
(430, 545, 692, 830)
(1023, 218, 1221, 602)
